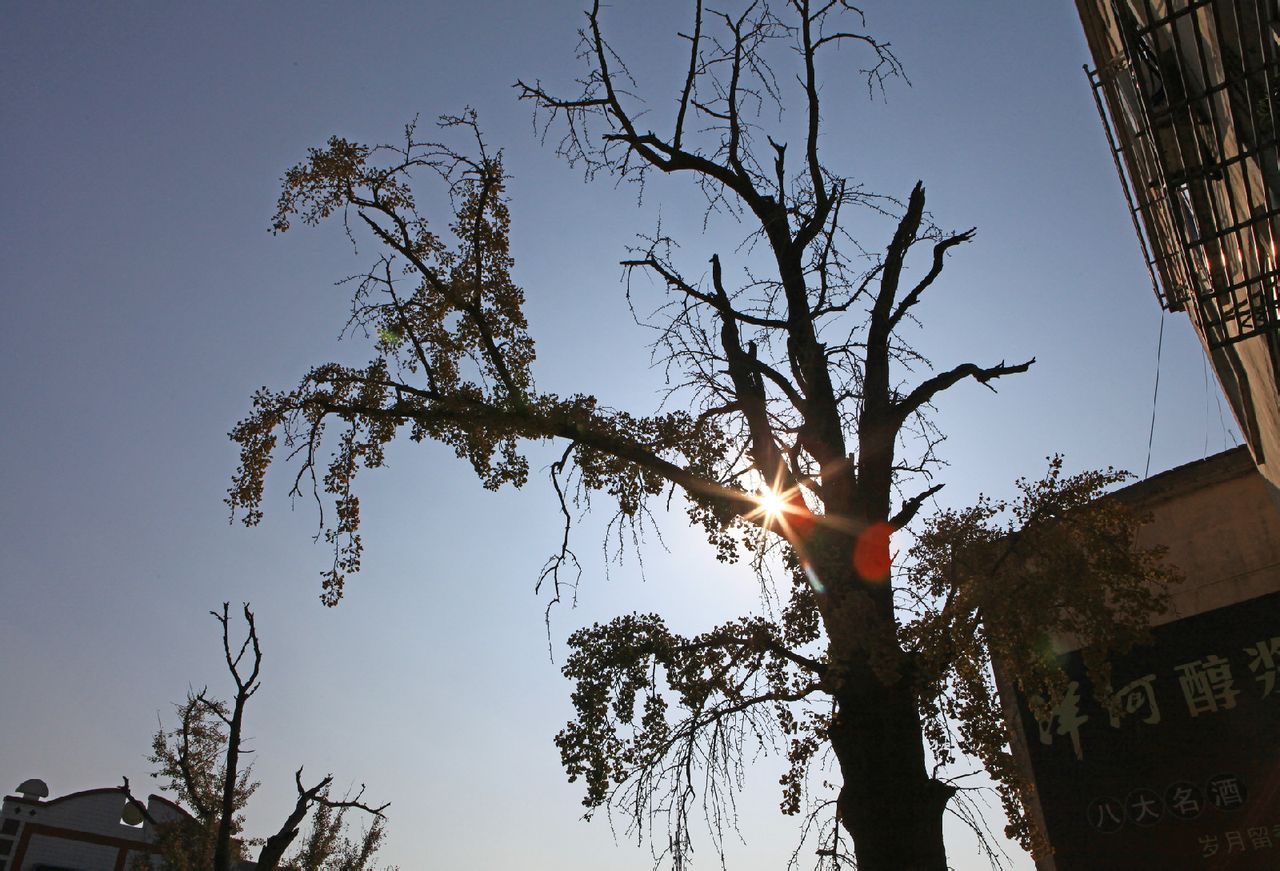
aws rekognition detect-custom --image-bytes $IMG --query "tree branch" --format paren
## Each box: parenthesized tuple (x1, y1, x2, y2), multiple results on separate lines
(895, 358, 1036, 423)
(255, 768, 389, 871)
(117, 777, 159, 827)
(211, 603, 262, 871)
(712, 255, 803, 501)
(889, 482, 945, 530)
(673, 0, 704, 150)
(620, 255, 788, 329)
(887, 229, 975, 332)
(304, 392, 761, 521)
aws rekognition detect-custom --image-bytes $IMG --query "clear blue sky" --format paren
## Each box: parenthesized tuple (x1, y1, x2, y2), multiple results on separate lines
(0, 2, 1239, 869)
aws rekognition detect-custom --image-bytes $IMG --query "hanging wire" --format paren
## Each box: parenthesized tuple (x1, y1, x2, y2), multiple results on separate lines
(1199, 325, 1240, 454)
(1202, 352, 1210, 459)
(1215, 379, 1238, 451)
(1144, 313, 1165, 479)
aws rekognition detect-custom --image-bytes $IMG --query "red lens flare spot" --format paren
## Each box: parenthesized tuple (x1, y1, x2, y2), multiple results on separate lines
(853, 521, 895, 582)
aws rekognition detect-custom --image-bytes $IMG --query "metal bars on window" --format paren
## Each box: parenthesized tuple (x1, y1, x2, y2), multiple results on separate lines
(1088, 0, 1280, 349)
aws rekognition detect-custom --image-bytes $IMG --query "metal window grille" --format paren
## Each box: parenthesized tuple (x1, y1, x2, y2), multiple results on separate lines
(1088, 0, 1280, 350)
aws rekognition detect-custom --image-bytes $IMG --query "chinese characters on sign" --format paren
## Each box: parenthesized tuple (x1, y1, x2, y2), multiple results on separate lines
(1176, 654, 1239, 716)
(1011, 590, 1280, 870)
(1085, 774, 1247, 833)
(1031, 636, 1278, 760)
(1246, 637, 1280, 697)
(1036, 680, 1089, 760)
(1198, 823, 1279, 858)
(1109, 673, 1160, 727)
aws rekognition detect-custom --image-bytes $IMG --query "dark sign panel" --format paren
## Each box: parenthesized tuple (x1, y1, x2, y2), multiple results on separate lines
(1016, 590, 1280, 870)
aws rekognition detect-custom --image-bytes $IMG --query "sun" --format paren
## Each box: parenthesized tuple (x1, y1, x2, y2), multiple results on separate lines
(751, 482, 803, 530)
(747, 473, 817, 539)
(756, 487, 788, 524)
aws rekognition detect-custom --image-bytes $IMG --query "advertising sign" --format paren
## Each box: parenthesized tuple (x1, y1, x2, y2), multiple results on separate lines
(1015, 590, 1279, 870)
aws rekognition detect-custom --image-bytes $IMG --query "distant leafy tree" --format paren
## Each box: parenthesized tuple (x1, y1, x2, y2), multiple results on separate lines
(141, 693, 257, 870)
(281, 796, 389, 871)
(126, 605, 391, 871)
(229, 2, 1174, 868)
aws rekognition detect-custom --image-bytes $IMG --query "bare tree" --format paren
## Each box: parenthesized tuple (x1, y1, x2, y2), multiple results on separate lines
(136, 605, 390, 871)
(229, 3, 1171, 868)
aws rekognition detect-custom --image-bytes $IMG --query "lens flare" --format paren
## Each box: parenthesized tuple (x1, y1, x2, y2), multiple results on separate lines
(747, 474, 805, 530)
(757, 488, 788, 523)
(748, 481, 816, 539)
(853, 521, 895, 582)
(802, 561, 825, 594)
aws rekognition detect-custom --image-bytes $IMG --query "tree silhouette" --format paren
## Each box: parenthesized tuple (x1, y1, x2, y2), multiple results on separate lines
(230, 3, 1172, 868)
(129, 605, 390, 871)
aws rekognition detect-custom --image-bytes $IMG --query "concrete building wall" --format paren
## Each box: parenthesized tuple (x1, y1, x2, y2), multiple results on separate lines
(1120, 446, 1280, 620)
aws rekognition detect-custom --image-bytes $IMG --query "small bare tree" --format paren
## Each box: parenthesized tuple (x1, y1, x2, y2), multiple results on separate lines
(126, 605, 390, 871)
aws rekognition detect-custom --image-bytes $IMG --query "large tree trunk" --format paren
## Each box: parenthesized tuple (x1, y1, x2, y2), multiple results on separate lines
(814, 512, 955, 871)
(829, 674, 954, 870)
